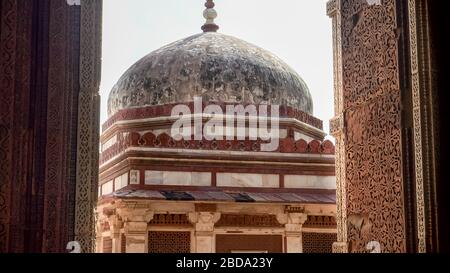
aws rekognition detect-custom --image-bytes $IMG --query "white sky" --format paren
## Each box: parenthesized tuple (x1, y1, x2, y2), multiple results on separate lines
(101, 0, 334, 136)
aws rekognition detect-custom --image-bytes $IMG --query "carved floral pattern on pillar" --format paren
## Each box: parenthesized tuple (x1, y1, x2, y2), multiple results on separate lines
(337, 0, 406, 253)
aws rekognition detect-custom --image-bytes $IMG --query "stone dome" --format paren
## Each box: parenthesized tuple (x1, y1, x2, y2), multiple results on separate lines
(107, 32, 313, 117)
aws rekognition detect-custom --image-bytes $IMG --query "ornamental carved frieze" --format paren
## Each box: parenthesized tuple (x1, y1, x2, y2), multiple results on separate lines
(149, 214, 192, 226)
(189, 212, 221, 233)
(215, 214, 284, 228)
(99, 131, 335, 165)
(304, 216, 337, 229)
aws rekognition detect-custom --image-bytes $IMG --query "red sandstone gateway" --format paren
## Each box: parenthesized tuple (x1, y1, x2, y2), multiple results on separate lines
(3, 0, 446, 254)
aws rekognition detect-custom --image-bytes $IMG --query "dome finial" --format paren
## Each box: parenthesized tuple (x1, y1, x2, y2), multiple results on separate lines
(202, 0, 219, 32)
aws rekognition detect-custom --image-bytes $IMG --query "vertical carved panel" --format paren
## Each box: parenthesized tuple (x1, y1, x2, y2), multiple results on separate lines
(346, 93, 404, 252)
(9, 0, 33, 253)
(43, 0, 68, 252)
(75, 0, 102, 253)
(0, 0, 17, 253)
(0, 0, 100, 253)
(341, 0, 400, 109)
(407, 0, 425, 253)
(408, 0, 444, 253)
(340, 0, 406, 252)
(60, 2, 82, 250)
(327, 0, 349, 253)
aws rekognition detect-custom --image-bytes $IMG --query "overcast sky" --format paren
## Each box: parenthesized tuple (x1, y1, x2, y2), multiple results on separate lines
(101, 0, 334, 136)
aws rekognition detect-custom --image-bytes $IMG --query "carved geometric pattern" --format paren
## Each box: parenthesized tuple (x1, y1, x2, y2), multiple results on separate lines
(0, 0, 17, 253)
(304, 216, 337, 229)
(340, 0, 406, 253)
(148, 231, 191, 254)
(75, 0, 102, 253)
(345, 93, 405, 253)
(407, 0, 426, 253)
(216, 214, 283, 228)
(0, 0, 101, 253)
(42, 0, 68, 252)
(341, 0, 400, 109)
(328, 0, 347, 252)
(303, 233, 337, 253)
(149, 214, 192, 226)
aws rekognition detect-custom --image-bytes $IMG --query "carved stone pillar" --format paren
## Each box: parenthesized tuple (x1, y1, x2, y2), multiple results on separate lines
(75, 0, 103, 253)
(95, 220, 103, 253)
(120, 209, 154, 253)
(107, 215, 123, 253)
(278, 213, 308, 253)
(189, 212, 221, 253)
(327, 0, 408, 253)
(327, 0, 349, 254)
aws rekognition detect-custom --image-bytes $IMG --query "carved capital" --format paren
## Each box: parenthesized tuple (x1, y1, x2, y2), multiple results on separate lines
(117, 208, 154, 223)
(96, 216, 109, 234)
(289, 213, 308, 225)
(189, 212, 221, 233)
(277, 213, 308, 234)
(107, 214, 124, 234)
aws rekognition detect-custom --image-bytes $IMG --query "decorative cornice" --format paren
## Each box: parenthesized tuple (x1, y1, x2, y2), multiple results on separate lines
(149, 214, 192, 226)
(102, 104, 324, 133)
(99, 132, 335, 166)
(216, 214, 283, 228)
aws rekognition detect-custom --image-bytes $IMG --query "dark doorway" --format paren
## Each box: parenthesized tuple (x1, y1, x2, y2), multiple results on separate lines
(215, 235, 283, 253)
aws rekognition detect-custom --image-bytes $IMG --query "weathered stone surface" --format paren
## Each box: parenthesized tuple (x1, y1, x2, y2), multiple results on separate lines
(108, 32, 313, 117)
